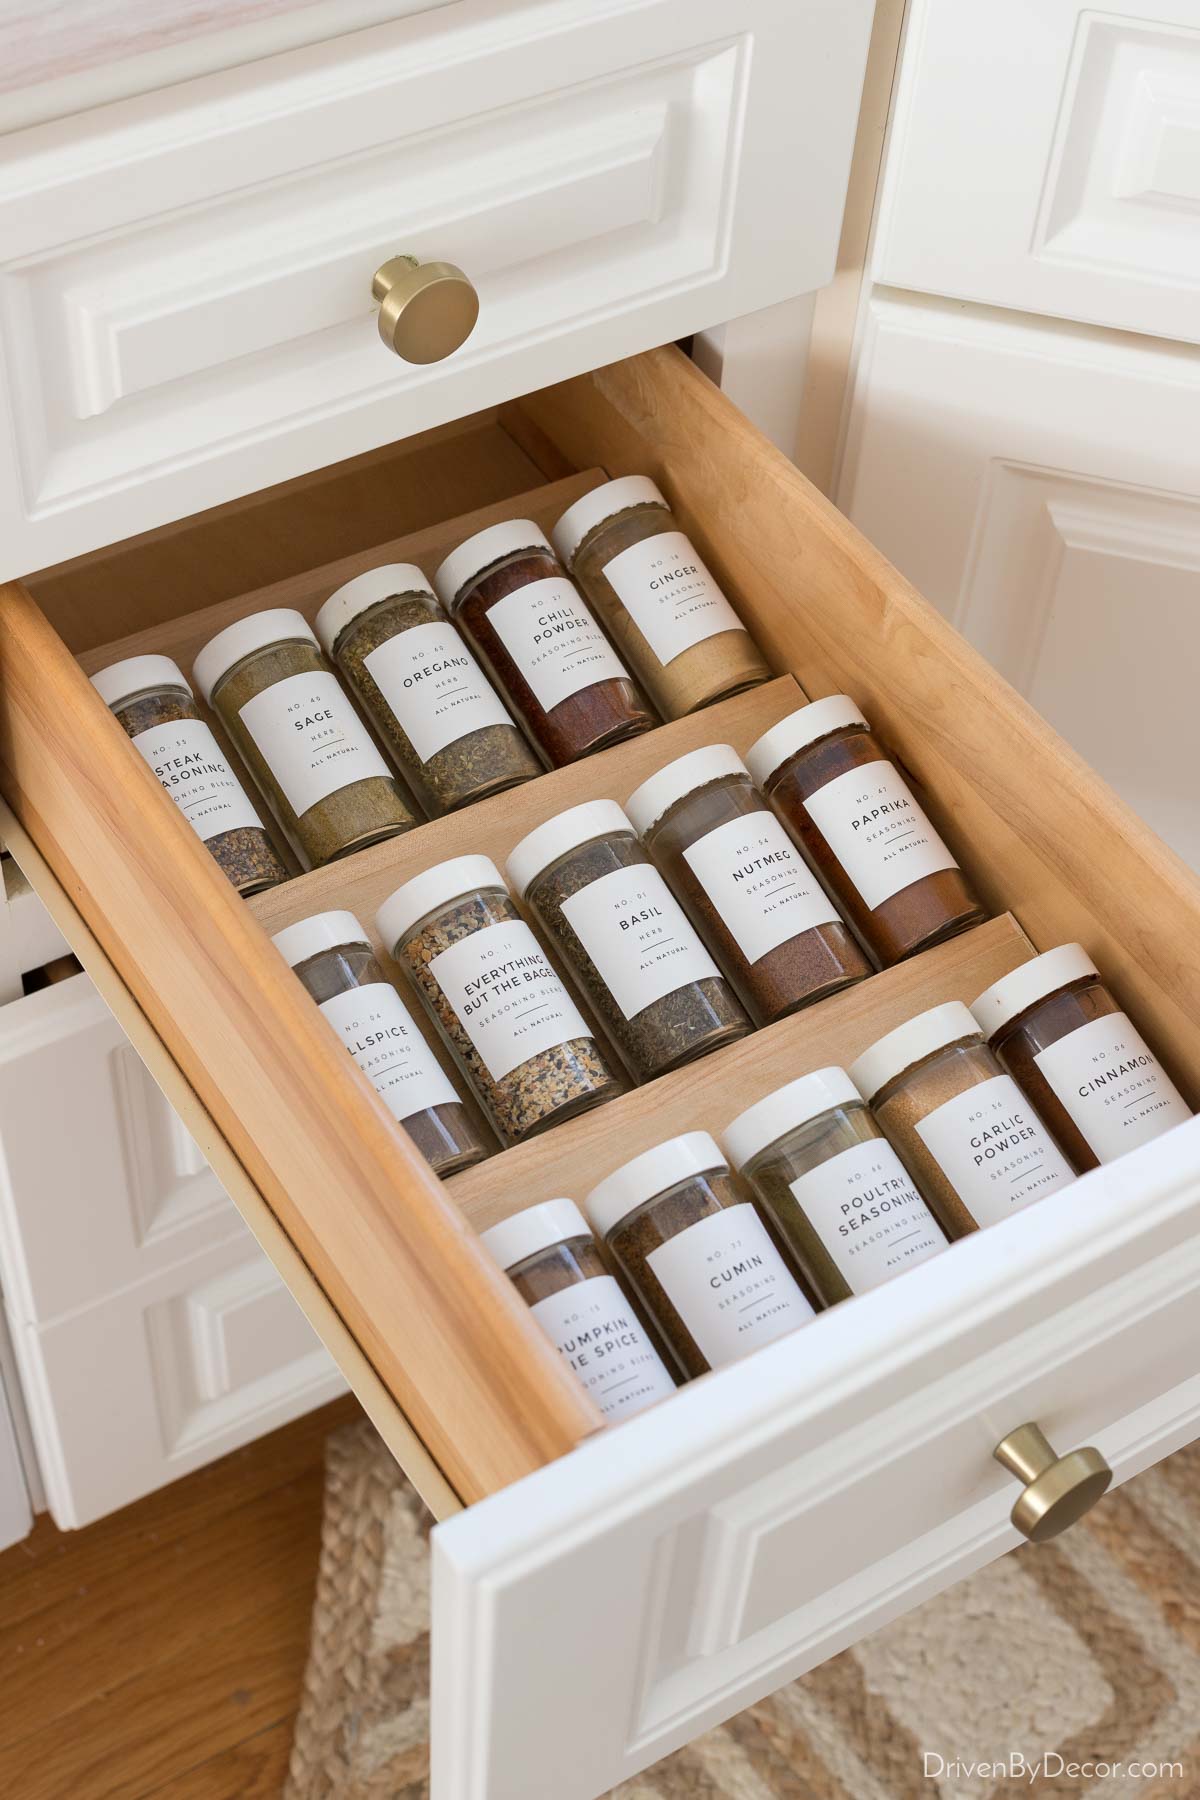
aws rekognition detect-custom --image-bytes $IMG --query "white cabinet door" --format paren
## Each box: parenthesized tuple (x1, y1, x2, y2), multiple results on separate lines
(432, 1122, 1200, 1800)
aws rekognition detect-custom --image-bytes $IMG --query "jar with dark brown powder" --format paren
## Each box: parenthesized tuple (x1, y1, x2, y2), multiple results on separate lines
(626, 744, 871, 1026)
(434, 520, 655, 767)
(747, 697, 986, 966)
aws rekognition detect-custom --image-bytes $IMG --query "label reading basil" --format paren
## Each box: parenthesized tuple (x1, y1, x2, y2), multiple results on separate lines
(530, 1276, 676, 1419)
(430, 919, 592, 1083)
(485, 577, 627, 713)
(364, 621, 512, 763)
(804, 761, 958, 911)
(604, 530, 744, 667)
(683, 812, 839, 964)
(131, 718, 260, 842)
(238, 671, 391, 817)
(1035, 1013, 1191, 1162)
(646, 1204, 813, 1369)
(560, 863, 720, 1020)
(787, 1139, 944, 1292)
(915, 1075, 1074, 1225)
(318, 983, 457, 1121)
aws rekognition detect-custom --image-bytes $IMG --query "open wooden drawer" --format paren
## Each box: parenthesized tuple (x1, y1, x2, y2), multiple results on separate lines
(3, 348, 1200, 1799)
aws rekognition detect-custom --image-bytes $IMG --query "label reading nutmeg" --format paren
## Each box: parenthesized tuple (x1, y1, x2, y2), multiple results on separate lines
(1035, 1014, 1191, 1162)
(915, 1075, 1074, 1225)
(682, 812, 840, 964)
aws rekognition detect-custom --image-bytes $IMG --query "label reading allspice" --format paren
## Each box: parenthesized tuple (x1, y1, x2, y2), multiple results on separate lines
(318, 983, 458, 1121)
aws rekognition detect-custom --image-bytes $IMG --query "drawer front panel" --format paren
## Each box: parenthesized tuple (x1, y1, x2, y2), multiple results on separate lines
(0, 0, 872, 573)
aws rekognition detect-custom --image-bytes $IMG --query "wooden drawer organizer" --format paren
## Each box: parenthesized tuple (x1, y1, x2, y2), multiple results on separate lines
(3, 347, 1199, 1517)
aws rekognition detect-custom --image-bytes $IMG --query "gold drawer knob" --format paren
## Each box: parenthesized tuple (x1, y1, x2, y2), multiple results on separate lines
(371, 256, 479, 364)
(994, 1422, 1112, 1543)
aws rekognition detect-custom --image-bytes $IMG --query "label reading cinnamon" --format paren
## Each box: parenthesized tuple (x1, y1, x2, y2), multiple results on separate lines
(1035, 1014, 1191, 1162)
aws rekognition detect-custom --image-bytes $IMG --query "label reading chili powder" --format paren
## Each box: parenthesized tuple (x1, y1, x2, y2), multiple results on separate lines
(604, 531, 743, 666)
(787, 1140, 943, 1292)
(647, 1204, 813, 1368)
(318, 983, 458, 1121)
(364, 622, 512, 762)
(485, 578, 627, 713)
(530, 1277, 676, 1419)
(803, 762, 958, 911)
(682, 813, 840, 964)
(238, 672, 391, 816)
(561, 864, 720, 1020)
(430, 919, 591, 1084)
(915, 1075, 1074, 1225)
(1034, 1014, 1191, 1162)
(131, 719, 260, 842)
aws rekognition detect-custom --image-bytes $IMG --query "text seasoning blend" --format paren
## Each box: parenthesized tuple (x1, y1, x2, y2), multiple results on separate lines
(508, 800, 751, 1083)
(851, 1002, 1075, 1239)
(91, 655, 287, 896)
(585, 1133, 815, 1379)
(480, 1199, 676, 1421)
(377, 856, 622, 1146)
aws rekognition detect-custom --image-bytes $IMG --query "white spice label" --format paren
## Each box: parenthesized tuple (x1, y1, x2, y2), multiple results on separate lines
(485, 577, 627, 713)
(560, 863, 721, 1021)
(430, 919, 592, 1084)
(363, 622, 513, 763)
(604, 531, 743, 667)
(1034, 1014, 1191, 1162)
(318, 983, 458, 1122)
(787, 1140, 944, 1293)
(131, 719, 260, 842)
(530, 1277, 676, 1420)
(915, 1075, 1075, 1225)
(803, 762, 959, 912)
(237, 671, 391, 817)
(682, 812, 840, 964)
(647, 1204, 813, 1369)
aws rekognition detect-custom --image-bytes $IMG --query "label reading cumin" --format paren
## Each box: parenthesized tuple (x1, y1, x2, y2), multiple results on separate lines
(915, 1075, 1074, 1225)
(646, 1204, 812, 1368)
(130, 719, 260, 842)
(682, 813, 840, 964)
(560, 863, 719, 1020)
(363, 621, 512, 763)
(531, 1276, 676, 1419)
(803, 761, 958, 911)
(237, 671, 391, 817)
(430, 919, 591, 1084)
(603, 530, 742, 667)
(318, 983, 458, 1121)
(1035, 1014, 1191, 1161)
(485, 577, 626, 713)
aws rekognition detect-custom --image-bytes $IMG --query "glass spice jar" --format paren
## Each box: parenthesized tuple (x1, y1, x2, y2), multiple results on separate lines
(747, 696, 987, 966)
(723, 1066, 946, 1306)
(91, 654, 288, 897)
(971, 945, 1191, 1173)
(315, 563, 541, 818)
(507, 799, 751, 1083)
(433, 519, 655, 767)
(626, 743, 871, 1027)
(479, 1198, 677, 1421)
(552, 476, 770, 718)
(272, 909, 487, 1178)
(376, 855, 622, 1146)
(849, 1002, 1075, 1240)
(585, 1132, 815, 1379)
(193, 608, 415, 870)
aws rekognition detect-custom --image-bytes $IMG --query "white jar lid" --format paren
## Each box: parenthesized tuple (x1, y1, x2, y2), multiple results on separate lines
(433, 520, 555, 608)
(551, 476, 668, 568)
(315, 564, 436, 654)
(971, 944, 1100, 1039)
(479, 1198, 591, 1272)
(271, 909, 369, 969)
(625, 744, 747, 837)
(745, 696, 869, 788)
(376, 854, 506, 951)
(585, 1130, 727, 1239)
(193, 607, 319, 704)
(506, 799, 633, 898)
(849, 1000, 982, 1102)
(722, 1067, 862, 1170)
(91, 654, 190, 710)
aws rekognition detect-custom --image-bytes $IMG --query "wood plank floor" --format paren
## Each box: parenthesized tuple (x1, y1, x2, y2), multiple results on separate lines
(0, 1395, 362, 1799)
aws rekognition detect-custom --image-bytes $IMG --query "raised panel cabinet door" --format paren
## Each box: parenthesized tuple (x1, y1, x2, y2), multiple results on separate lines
(875, 0, 1200, 344)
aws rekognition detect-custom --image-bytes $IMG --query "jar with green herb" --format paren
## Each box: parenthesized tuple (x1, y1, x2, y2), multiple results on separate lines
(507, 800, 751, 1083)
(376, 855, 622, 1146)
(723, 1067, 946, 1306)
(272, 909, 487, 1178)
(92, 654, 288, 897)
(315, 564, 541, 817)
(585, 1132, 815, 1378)
(193, 608, 415, 869)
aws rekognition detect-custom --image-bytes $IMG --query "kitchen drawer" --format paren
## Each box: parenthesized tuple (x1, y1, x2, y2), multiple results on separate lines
(875, 0, 1200, 344)
(2, 346, 1200, 1798)
(0, 0, 873, 575)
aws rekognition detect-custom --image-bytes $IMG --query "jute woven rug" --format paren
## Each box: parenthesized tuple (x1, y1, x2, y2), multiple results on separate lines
(286, 1420, 1200, 1799)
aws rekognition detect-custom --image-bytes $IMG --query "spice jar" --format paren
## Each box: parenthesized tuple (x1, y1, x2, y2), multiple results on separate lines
(747, 697, 986, 966)
(585, 1133, 814, 1379)
(723, 1067, 946, 1306)
(92, 655, 288, 897)
(272, 909, 487, 1178)
(552, 477, 770, 717)
(479, 1199, 677, 1421)
(193, 609, 415, 869)
(507, 800, 751, 1083)
(376, 855, 622, 1146)
(626, 744, 871, 1026)
(433, 520, 654, 767)
(315, 563, 540, 818)
(971, 945, 1191, 1173)
(850, 1002, 1075, 1239)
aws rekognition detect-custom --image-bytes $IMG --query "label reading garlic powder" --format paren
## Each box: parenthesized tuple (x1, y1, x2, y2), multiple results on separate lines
(430, 919, 591, 1084)
(787, 1139, 944, 1292)
(530, 1277, 676, 1420)
(1035, 1014, 1191, 1162)
(683, 813, 840, 964)
(915, 1075, 1074, 1225)
(604, 531, 743, 666)
(486, 578, 627, 713)
(131, 719, 260, 842)
(803, 762, 958, 911)
(364, 622, 512, 762)
(238, 671, 391, 817)
(647, 1204, 813, 1369)
(560, 863, 720, 1019)
(318, 983, 458, 1121)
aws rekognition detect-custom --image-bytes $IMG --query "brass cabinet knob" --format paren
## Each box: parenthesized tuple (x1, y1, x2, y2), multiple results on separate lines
(371, 256, 479, 364)
(994, 1422, 1112, 1543)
